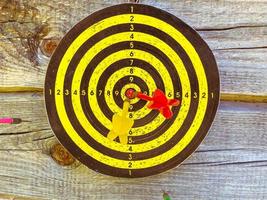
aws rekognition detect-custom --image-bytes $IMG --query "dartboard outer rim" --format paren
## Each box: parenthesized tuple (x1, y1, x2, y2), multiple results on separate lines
(44, 3, 220, 178)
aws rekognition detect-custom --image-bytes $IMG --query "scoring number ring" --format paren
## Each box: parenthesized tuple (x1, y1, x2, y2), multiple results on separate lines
(70, 34, 191, 152)
(56, 16, 207, 166)
(45, 4, 221, 177)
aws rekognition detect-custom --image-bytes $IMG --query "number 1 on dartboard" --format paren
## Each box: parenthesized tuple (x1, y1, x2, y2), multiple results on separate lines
(129, 7, 135, 75)
(44, 3, 220, 178)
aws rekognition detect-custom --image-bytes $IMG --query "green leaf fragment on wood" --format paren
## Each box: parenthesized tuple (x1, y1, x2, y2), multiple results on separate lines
(163, 192, 171, 200)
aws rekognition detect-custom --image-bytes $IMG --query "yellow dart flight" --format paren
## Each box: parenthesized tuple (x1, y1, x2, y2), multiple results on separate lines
(107, 101, 134, 144)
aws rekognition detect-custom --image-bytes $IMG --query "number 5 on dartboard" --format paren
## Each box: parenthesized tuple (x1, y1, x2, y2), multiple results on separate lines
(130, 42, 134, 48)
(45, 3, 220, 178)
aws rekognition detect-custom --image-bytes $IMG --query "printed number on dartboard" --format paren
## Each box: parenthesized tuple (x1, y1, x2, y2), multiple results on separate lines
(48, 89, 215, 99)
(48, 89, 87, 96)
(44, 3, 220, 178)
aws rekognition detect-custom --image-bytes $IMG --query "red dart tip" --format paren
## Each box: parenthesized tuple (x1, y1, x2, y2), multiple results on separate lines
(125, 88, 136, 99)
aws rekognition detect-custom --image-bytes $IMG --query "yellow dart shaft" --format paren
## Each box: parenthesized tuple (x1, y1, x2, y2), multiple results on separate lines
(122, 101, 130, 117)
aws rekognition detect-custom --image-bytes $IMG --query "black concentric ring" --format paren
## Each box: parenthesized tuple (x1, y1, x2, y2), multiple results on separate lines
(45, 3, 220, 178)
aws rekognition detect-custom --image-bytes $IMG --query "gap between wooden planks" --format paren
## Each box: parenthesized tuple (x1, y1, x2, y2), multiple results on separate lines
(0, 87, 266, 103)
(0, 193, 41, 200)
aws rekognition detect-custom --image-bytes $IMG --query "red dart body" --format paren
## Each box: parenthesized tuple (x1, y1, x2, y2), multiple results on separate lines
(137, 89, 180, 119)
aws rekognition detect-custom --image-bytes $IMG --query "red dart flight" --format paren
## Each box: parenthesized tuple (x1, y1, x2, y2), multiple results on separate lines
(137, 89, 180, 119)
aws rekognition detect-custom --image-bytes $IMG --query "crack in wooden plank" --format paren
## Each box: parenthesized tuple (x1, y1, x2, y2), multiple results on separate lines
(250, 164, 267, 168)
(32, 134, 54, 142)
(0, 130, 33, 136)
(0, 20, 34, 24)
(0, 87, 43, 93)
(215, 46, 267, 51)
(182, 160, 267, 167)
(196, 148, 245, 153)
(196, 147, 267, 153)
(220, 93, 267, 103)
(0, 193, 42, 200)
(196, 25, 267, 31)
(0, 148, 42, 152)
(0, 128, 50, 136)
(211, 160, 267, 167)
(182, 161, 225, 166)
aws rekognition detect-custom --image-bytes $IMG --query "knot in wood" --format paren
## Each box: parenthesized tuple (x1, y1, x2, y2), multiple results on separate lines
(50, 143, 75, 166)
(40, 38, 60, 57)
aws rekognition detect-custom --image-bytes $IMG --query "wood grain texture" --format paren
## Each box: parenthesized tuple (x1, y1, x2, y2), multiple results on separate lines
(0, 93, 266, 200)
(0, 0, 267, 96)
(0, 0, 267, 199)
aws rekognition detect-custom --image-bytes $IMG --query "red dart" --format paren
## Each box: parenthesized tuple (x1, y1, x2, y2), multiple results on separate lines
(137, 89, 180, 119)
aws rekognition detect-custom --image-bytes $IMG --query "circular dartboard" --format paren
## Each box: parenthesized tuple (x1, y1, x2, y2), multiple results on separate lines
(45, 3, 220, 178)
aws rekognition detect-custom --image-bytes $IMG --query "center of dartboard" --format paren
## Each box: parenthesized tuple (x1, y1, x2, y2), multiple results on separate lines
(125, 88, 136, 99)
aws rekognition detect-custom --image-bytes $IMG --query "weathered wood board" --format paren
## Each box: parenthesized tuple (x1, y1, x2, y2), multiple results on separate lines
(0, 93, 266, 200)
(0, 0, 267, 199)
(0, 0, 267, 95)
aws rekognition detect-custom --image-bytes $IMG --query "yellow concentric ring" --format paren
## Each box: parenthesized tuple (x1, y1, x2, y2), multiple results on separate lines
(88, 47, 174, 137)
(104, 67, 157, 120)
(73, 42, 189, 152)
(120, 83, 141, 104)
(54, 14, 207, 169)
(103, 67, 163, 136)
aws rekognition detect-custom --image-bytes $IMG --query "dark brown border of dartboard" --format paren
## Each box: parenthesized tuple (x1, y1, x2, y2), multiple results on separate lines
(44, 3, 220, 178)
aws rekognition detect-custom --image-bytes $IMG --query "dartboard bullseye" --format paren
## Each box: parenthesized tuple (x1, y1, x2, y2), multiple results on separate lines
(45, 3, 220, 178)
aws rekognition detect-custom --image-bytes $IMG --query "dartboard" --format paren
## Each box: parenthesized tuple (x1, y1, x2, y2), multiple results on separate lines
(45, 3, 220, 178)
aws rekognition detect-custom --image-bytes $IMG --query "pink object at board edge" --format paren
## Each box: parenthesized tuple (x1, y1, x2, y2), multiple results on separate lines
(0, 118, 13, 124)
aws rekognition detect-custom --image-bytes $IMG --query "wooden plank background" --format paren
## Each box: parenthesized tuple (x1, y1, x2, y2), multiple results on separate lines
(0, 0, 266, 199)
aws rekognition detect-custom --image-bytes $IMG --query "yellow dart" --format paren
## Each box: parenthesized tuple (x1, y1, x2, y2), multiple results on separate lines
(45, 3, 220, 177)
(107, 101, 134, 144)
